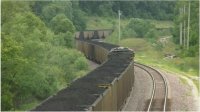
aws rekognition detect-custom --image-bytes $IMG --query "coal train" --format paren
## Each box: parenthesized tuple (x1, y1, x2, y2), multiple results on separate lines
(33, 29, 135, 111)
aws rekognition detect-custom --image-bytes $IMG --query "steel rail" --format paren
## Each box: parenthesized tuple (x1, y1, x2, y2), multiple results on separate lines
(134, 64, 156, 111)
(135, 62, 168, 111)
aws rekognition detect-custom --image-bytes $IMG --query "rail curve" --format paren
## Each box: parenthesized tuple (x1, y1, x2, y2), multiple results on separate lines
(135, 62, 168, 111)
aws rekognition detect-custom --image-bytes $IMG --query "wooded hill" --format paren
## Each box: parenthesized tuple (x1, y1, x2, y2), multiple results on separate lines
(1, 0, 199, 111)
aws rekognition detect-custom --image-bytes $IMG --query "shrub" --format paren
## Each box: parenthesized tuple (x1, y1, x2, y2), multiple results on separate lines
(122, 18, 156, 38)
(50, 14, 75, 34)
(74, 57, 88, 70)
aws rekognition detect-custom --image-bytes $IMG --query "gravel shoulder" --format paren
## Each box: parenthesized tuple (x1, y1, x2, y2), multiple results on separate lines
(158, 69, 199, 111)
(122, 66, 153, 111)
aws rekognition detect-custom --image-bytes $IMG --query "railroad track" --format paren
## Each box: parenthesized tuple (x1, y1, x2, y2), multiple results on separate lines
(134, 62, 168, 111)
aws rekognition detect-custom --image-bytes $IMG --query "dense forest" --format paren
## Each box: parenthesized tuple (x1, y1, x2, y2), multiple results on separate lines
(2, 1, 88, 110)
(173, 1, 199, 57)
(79, 1, 175, 20)
(1, 0, 199, 111)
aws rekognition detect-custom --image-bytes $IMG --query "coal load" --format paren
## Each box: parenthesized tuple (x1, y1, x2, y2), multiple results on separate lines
(33, 40, 134, 111)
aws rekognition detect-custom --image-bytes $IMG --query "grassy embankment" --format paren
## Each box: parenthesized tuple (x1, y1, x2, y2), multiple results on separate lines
(86, 16, 199, 89)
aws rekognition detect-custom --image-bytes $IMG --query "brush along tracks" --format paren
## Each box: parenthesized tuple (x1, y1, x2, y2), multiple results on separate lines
(134, 63, 169, 111)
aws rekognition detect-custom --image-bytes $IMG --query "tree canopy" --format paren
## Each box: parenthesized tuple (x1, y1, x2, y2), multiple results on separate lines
(79, 1, 175, 20)
(173, 1, 199, 57)
(1, 1, 88, 110)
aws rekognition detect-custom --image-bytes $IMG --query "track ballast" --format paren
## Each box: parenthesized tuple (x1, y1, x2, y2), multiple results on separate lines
(134, 63, 169, 111)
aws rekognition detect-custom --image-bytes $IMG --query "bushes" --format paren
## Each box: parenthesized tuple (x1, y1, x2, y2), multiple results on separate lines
(49, 14, 75, 48)
(122, 18, 158, 39)
(50, 14, 75, 34)
(33, 1, 87, 31)
(145, 29, 158, 39)
(2, 84, 14, 110)
(74, 57, 88, 70)
(41, 2, 73, 23)
(72, 9, 87, 30)
(2, 2, 88, 110)
(79, 1, 175, 20)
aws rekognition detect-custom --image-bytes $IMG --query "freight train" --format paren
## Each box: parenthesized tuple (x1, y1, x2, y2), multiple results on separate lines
(33, 29, 135, 111)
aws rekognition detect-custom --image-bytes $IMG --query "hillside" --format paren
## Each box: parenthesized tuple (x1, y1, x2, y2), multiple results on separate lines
(86, 16, 199, 88)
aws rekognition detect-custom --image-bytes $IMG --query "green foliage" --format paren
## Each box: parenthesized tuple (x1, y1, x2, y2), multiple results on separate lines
(32, 1, 86, 31)
(2, 84, 14, 110)
(79, 1, 175, 20)
(71, 1, 87, 30)
(120, 38, 199, 78)
(41, 2, 73, 23)
(2, 1, 88, 110)
(173, 1, 199, 57)
(122, 29, 137, 38)
(74, 57, 88, 70)
(98, 2, 116, 17)
(145, 29, 158, 39)
(50, 14, 75, 34)
(53, 32, 74, 48)
(122, 18, 157, 38)
(1, 1, 30, 24)
(49, 13, 75, 47)
(72, 9, 87, 30)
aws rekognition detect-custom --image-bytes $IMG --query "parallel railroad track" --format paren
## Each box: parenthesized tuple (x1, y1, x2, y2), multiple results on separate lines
(134, 63, 168, 111)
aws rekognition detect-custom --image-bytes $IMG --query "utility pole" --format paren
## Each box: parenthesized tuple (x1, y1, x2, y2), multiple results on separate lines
(187, 1, 190, 49)
(180, 8, 183, 45)
(118, 10, 121, 43)
(183, 4, 186, 48)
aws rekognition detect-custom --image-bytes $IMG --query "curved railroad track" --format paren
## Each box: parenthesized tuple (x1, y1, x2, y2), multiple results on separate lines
(134, 62, 168, 111)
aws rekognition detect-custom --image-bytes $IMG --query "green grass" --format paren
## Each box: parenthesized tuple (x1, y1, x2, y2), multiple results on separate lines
(86, 16, 116, 29)
(148, 19, 174, 29)
(118, 38, 198, 76)
(179, 77, 189, 85)
(17, 99, 39, 111)
(119, 38, 199, 89)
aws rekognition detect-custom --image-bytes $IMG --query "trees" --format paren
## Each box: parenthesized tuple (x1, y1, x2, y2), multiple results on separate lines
(2, 34, 23, 110)
(173, 1, 199, 57)
(145, 29, 158, 39)
(98, 2, 115, 17)
(50, 14, 75, 34)
(122, 18, 157, 39)
(49, 14, 75, 48)
(1, 1, 30, 24)
(79, 1, 175, 20)
(2, 1, 88, 110)
(72, 9, 87, 30)
(32, 1, 86, 31)
(41, 1, 73, 23)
